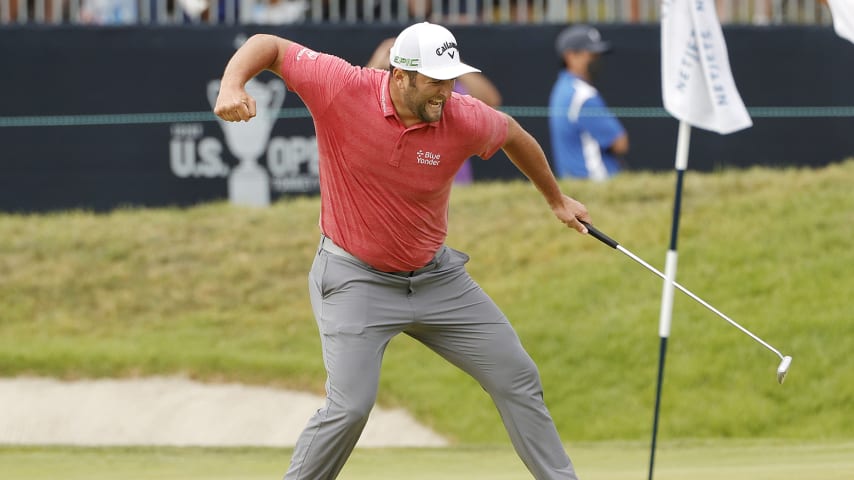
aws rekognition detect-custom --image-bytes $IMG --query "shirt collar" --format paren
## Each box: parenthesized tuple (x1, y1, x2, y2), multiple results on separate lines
(380, 72, 395, 118)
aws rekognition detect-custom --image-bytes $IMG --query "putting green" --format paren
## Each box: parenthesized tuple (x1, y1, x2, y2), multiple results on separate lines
(2, 441, 852, 480)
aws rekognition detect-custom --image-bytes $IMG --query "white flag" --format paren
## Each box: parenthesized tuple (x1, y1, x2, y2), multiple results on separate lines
(827, 0, 854, 44)
(661, 0, 752, 134)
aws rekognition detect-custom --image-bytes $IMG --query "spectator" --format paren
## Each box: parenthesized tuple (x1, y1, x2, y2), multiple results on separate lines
(80, 0, 137, 23)
(319, 0, 483, 22)
(411, 0, 484, 22)
(366, 36, 503, 184)
(548, 24, 628, 181)
(247, 0, 307, 23)
(5, 0, 67, 22)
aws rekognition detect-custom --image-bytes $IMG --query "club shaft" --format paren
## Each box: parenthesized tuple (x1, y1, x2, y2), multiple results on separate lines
(615, 245, 785, 359)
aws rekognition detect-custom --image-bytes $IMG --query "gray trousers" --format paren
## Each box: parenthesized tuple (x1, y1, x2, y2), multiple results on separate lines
(284, 237, 578, 480)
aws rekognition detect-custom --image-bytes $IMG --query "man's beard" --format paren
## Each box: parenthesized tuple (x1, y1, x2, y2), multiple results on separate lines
(416, 101, 443, 123)
(406, 88, 444, 123)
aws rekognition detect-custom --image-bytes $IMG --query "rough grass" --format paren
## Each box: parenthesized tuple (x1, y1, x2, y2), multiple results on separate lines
(1, 160, 852, 443)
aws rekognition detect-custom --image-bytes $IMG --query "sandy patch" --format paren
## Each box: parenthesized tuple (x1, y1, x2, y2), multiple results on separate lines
(0, 377, 447, 448)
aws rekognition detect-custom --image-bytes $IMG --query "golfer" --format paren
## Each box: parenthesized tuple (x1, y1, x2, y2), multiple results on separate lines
(214, 22, 590, 480)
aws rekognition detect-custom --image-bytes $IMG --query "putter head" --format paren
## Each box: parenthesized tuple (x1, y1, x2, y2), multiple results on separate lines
(776, 356, 792, 384)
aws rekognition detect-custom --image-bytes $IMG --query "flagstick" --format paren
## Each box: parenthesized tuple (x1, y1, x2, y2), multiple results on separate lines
(648, 120, 691, 480)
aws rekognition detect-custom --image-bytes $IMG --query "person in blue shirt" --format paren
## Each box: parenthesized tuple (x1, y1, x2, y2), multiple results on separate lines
(549, 25, 629, 181)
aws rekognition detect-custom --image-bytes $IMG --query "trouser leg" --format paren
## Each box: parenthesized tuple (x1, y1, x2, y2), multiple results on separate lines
(406, 249, 579, 480)
(409, 321, 578, 480)
(284, 250, 404, 480)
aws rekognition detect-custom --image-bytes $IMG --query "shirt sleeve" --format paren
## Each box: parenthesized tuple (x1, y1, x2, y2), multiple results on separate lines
(577, 94, 625, 148)
(281, 43, 360, 118)
(458, 95, 508, 160)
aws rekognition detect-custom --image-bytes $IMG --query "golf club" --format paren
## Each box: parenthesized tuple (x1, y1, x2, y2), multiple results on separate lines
(581, 221, 792, 384)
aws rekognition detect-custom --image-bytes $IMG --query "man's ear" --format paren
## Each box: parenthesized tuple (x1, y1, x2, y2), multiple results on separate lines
(391, 68, 408, 88)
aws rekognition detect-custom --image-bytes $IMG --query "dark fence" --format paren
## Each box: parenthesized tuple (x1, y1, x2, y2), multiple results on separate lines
(1, 24, 852, 212)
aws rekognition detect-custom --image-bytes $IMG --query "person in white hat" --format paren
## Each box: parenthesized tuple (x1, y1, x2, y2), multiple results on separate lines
(366, 35, 503, 185)
(214, 22, 589, 480)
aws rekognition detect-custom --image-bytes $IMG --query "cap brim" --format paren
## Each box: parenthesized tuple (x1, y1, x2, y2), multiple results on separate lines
(417, 63, 481, 80)
(588, 41, 612, 53)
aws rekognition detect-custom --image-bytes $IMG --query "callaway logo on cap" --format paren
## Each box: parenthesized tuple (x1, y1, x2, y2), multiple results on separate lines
(389, 22, 481, 80)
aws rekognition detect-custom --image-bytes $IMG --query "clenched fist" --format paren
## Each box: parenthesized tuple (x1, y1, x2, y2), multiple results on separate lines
(214, 86, 257, 122)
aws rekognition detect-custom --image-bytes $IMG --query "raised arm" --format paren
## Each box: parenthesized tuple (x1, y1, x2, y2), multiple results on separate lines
(213, 34, 293, 122)
(501, 114, 591, 234)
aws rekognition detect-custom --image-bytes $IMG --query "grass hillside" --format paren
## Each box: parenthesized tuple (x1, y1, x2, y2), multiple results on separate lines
(1, 161, 852, 444)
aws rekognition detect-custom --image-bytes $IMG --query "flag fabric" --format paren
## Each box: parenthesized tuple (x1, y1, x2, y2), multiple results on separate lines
(661, 0, 752, 134)
(827, 0, 854, 44)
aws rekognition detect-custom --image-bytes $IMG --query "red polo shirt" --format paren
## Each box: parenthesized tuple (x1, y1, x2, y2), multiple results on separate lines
(282, 43, 508, 272)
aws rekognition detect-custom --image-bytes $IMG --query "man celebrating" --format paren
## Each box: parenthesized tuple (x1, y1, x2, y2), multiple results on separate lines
(549, 24, 629, 181)
(214, 22, 590, 480)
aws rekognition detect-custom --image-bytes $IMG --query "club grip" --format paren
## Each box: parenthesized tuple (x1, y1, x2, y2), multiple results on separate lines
(581, 221, 619, 249)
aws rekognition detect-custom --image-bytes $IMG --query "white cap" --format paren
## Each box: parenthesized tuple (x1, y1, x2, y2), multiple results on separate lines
(389, 22, 481, 80)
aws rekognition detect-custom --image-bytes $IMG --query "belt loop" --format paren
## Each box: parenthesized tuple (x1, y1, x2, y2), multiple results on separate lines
(320, 234, 368, 268)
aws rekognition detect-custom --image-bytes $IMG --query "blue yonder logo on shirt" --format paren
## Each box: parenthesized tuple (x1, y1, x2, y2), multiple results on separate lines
(416, 150, 442, 166)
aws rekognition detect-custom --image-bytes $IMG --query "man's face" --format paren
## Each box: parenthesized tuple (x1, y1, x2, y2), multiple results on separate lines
(400, 72, 455, 123)
(565, 50, 603, 82)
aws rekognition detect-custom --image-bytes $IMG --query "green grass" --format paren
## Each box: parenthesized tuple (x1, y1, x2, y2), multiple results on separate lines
(2, 441, 853, 479)
(1, 161, 852, 444)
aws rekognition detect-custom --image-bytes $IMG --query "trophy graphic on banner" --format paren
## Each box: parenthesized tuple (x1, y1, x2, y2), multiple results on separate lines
(208, 78, 285, 207)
